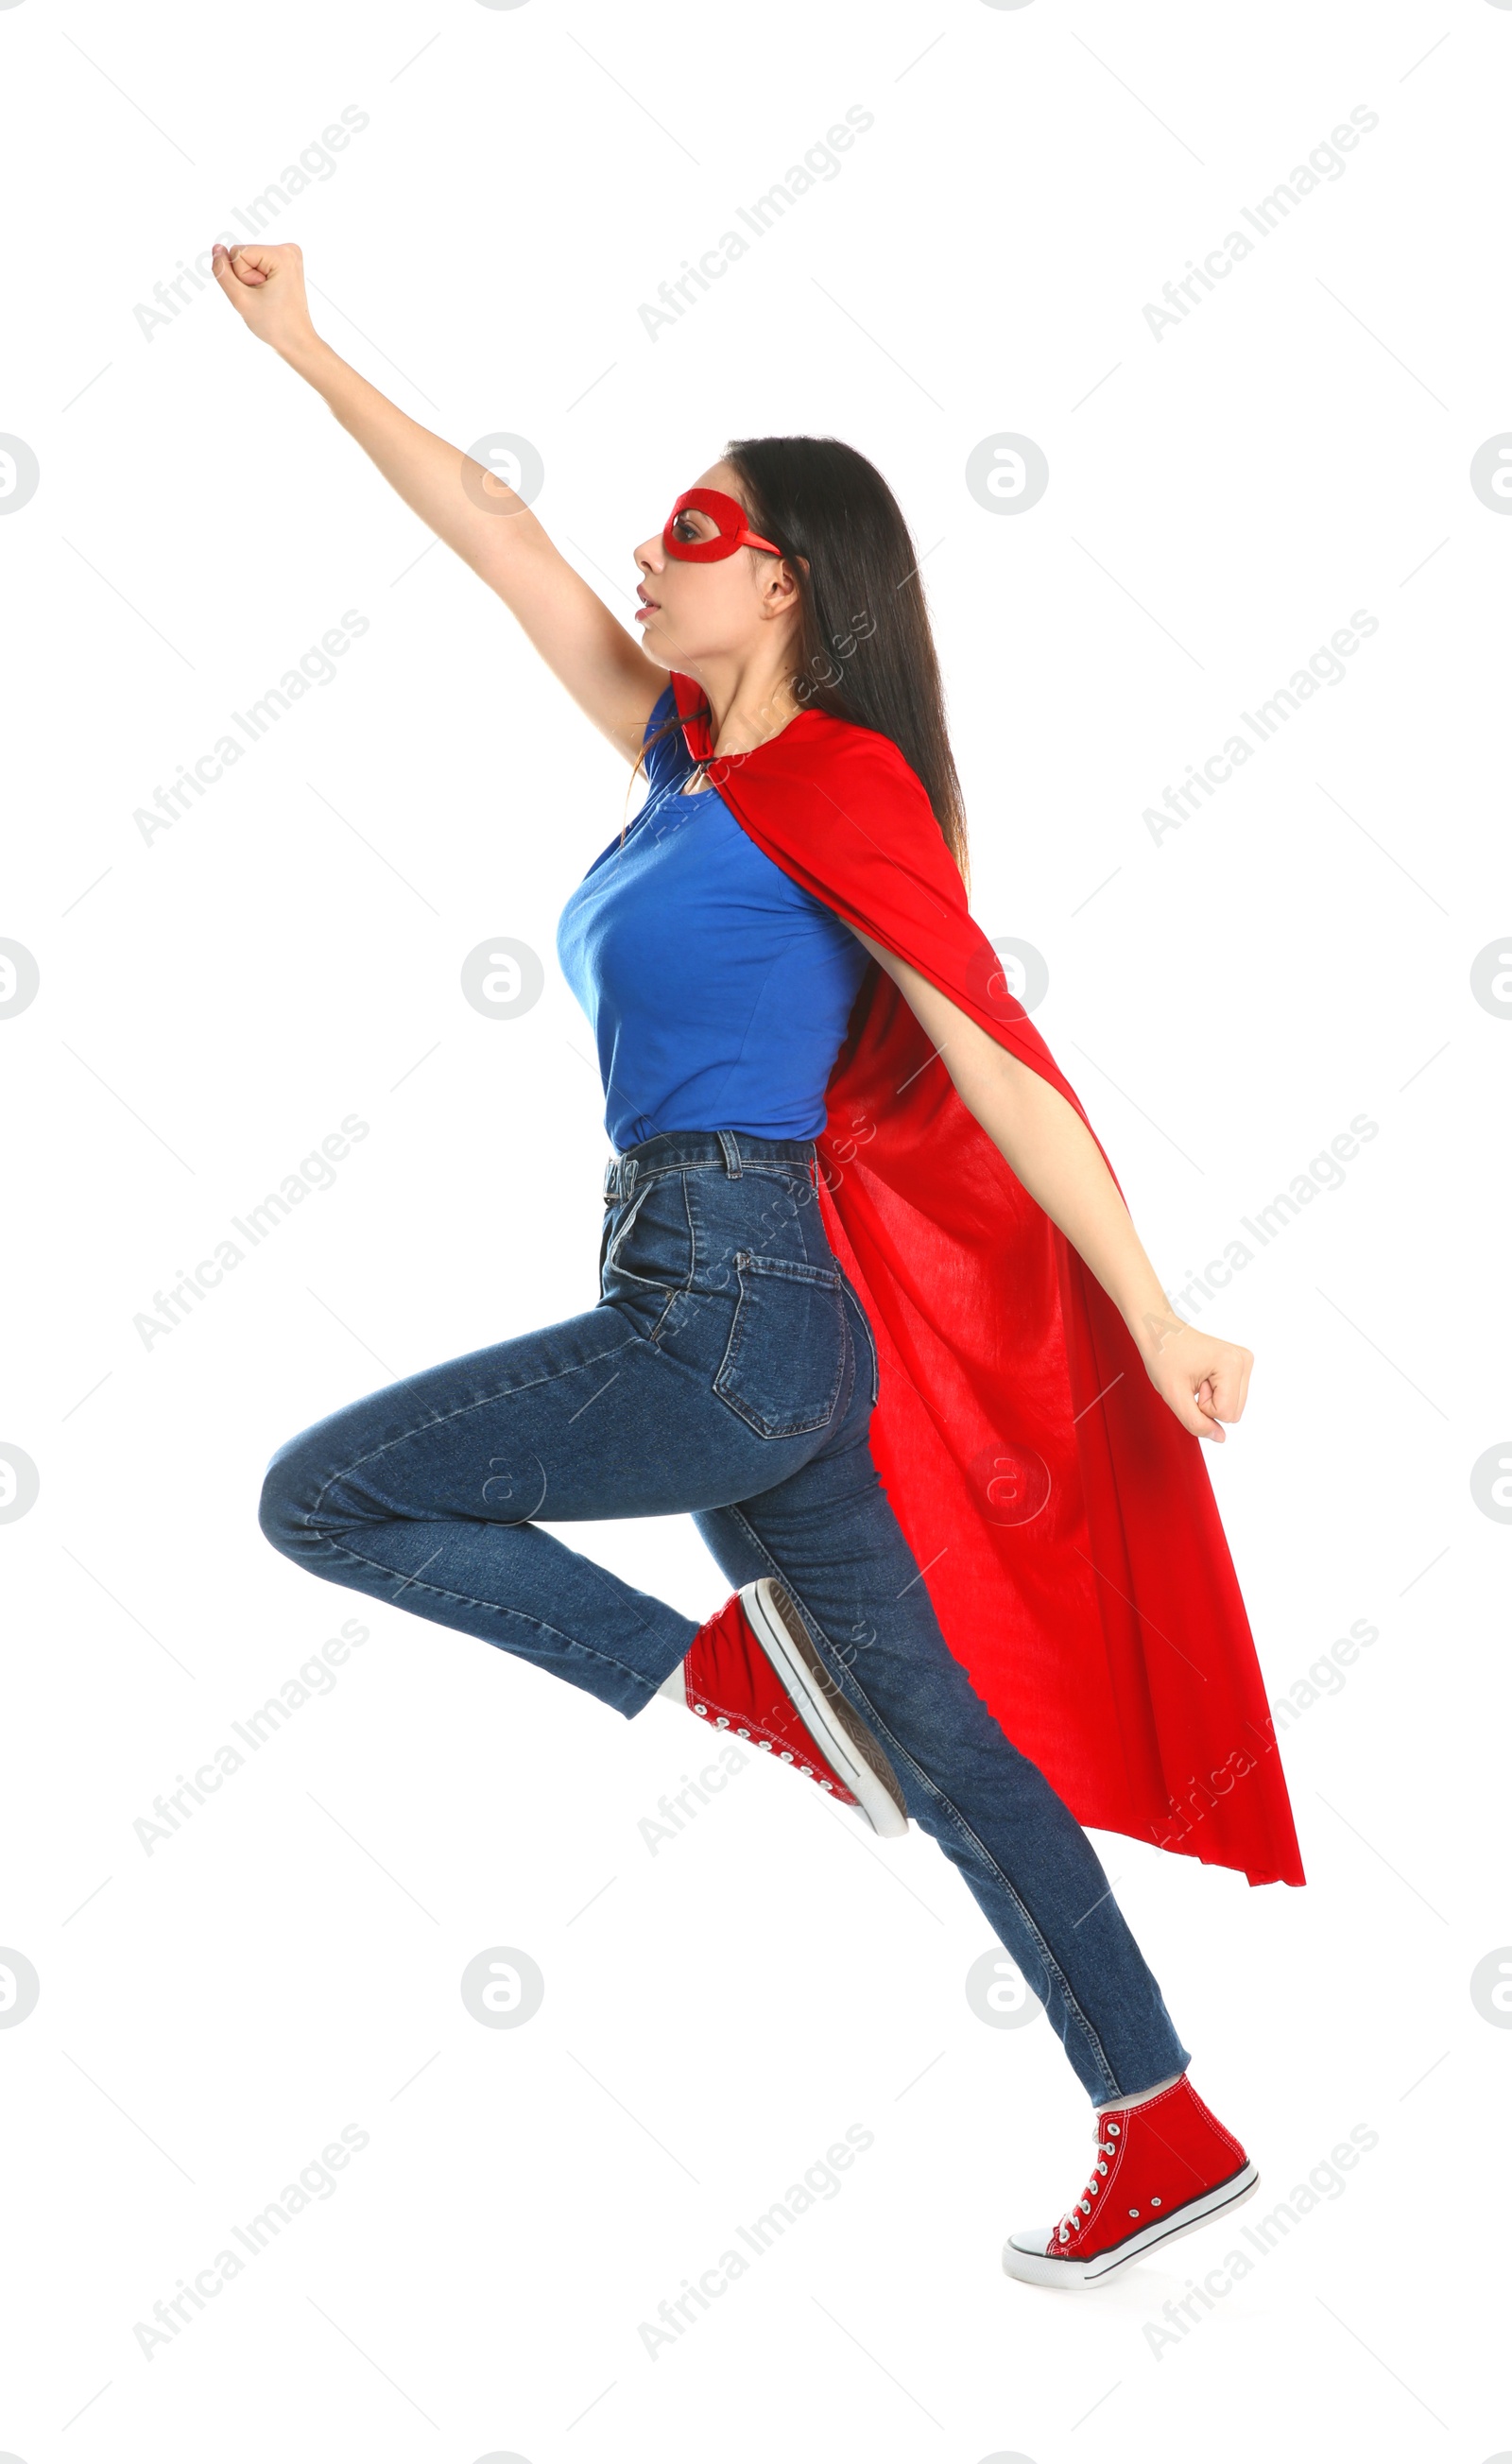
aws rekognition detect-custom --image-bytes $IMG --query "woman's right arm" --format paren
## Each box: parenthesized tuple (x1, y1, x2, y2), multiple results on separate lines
(210, 240, 665, 763)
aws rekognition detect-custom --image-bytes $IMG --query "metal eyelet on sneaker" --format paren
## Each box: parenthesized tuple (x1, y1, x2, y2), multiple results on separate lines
(694, 1703, 709, 1716)
(1107, 2122, 1120, 2137)
(820, 1780, 834, 1791)
(1097, 2162, 1108, 2176)
(736, 1726, 750, 1737)
(1150, 2196, 1161, 2208)
(780, 1750, 794, 1763)
(715, 1716, 730, 1729)
(1128, 2207, 1140, 2218)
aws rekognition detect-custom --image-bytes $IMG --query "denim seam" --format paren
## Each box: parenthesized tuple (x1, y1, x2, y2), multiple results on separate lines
(641, 1170, 696, 1347)
(644, 1286, 683, 1346)
(724, 1504, 1122, 2099)
(617, 1172, 737, 1362)
(301, 1320, 649, 1526)
(285, 1531, 662, 1690)
(609, 1265, 685, 1325)
(843, 1282, 881, 1408)
(602, 1177, 655, 1284)
(605, 1171, 700, 1318)
(610, 1158, 814, 1190)
(665, 1171, 830, 1303)
(733, 1251, 843, 1290)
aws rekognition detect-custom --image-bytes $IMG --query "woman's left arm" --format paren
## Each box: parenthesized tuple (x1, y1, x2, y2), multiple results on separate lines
(854, 933, 1252, 1443)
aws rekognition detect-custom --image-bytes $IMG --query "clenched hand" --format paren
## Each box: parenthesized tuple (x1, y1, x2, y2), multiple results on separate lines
(211, 241, 318, 360)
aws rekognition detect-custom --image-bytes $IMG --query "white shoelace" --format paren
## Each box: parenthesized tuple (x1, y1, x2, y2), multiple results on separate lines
(1056, 2131, 1116, 2243)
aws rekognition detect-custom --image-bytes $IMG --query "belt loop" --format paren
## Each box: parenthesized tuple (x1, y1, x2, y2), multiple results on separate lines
(717, 1130, 743, 1179)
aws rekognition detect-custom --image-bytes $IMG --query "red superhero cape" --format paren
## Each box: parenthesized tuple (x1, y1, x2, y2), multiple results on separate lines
(671, 669, 1304, 1888)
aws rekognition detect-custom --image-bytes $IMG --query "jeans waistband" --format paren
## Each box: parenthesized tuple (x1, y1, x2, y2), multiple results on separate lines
(602, 1129, 818, 1202)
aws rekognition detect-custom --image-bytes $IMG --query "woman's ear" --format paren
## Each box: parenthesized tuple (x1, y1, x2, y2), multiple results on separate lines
(760, 559, 805, 616)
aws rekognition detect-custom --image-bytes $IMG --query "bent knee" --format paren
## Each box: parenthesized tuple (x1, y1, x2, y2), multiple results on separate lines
(258, 1427, 333, 1559)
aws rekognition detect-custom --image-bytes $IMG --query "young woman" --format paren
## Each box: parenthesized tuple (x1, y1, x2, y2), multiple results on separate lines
(214, 237, 1301, 2290)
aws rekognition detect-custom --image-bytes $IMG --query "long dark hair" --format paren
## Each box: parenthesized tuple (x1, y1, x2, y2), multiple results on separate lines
(627, 435, 969, 887)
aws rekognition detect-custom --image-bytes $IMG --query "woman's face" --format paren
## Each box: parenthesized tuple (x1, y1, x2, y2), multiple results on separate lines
(632, 459, 801, 673)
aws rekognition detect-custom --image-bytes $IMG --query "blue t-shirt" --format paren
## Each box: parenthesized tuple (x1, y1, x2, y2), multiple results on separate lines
(557, 686, 871, 1151)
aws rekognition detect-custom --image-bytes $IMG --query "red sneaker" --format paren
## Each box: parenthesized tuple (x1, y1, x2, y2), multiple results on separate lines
(674, 1578, 909, 1839)
(1002, 2076, 1259, 2287)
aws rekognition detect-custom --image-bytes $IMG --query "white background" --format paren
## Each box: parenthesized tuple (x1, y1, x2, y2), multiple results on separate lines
(2, 1, 1508, 2457)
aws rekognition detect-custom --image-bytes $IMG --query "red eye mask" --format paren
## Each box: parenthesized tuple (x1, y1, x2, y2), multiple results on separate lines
(662, 487, 782, 561)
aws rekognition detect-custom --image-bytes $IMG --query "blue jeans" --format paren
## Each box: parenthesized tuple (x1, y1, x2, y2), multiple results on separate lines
(258, 1129, 1188, 2104)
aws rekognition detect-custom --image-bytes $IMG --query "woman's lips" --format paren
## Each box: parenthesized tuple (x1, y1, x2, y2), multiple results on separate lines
(634, 600, 659, 623)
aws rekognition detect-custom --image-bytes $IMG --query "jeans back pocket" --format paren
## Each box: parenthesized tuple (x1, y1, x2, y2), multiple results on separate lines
(713, 1249, 847, 1439)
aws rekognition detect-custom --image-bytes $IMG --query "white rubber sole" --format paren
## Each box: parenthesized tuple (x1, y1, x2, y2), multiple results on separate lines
(739, 1577, 910, 1840)
(1002, 2162, 1260, 2288)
